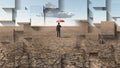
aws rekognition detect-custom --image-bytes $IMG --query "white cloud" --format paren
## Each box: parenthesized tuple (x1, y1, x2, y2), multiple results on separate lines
(43, 2, 74, 18)
(57, 11, 74, 18)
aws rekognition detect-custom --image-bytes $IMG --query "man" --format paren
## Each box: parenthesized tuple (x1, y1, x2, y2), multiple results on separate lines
(56, 23, 61, 37)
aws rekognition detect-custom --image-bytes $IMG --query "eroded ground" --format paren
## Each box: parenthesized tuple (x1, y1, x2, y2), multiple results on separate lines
(0, 26, 120, 68)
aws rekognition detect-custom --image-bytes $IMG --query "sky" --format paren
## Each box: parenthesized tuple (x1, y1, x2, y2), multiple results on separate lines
(17, 0, 87, 26)
(0, 0, 120, 26)
(20, 0, 86, 19)
(20, 0, 120, 24)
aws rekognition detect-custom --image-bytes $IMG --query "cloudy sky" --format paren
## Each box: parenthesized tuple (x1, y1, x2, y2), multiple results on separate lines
(0, 0, 120, 26)
(19, 0, 85, 19)
(16, 0, 85, 26)
(20, 0, 120, 25)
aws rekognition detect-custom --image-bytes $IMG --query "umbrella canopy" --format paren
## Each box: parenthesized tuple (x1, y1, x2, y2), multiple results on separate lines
(56, 19, 65, 23)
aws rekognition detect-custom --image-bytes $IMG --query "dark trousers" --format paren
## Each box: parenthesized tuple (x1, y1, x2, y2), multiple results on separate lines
(57, 31, 61, 37)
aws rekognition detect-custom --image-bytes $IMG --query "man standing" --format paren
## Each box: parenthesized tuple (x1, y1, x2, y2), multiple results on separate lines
(56, 23, 61, 38)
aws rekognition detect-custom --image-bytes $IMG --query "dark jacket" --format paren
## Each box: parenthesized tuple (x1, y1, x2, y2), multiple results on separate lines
(56, 24, 61, 31)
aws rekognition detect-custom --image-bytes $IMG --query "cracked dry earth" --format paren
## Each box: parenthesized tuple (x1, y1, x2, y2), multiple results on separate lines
(0, 27, 120, 68)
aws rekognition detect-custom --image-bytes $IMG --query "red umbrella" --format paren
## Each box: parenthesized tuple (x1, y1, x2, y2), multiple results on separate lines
(56, 19, 65, 23)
